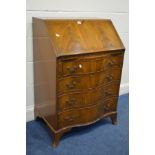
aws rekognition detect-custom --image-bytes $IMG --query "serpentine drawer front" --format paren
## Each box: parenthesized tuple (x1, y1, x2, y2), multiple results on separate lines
(33, 18, 125, 147)
(58, 81, 120, 112)
(58, 68, 122, 94)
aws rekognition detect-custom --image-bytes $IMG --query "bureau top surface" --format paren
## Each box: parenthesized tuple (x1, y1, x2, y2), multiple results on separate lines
(33, 18, 125, 57)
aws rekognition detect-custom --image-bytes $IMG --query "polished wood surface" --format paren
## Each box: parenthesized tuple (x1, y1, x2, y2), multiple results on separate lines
(44, 19, 125, 56)
(58, 97, 118, 128)
(58, 69, 121, 94)
(33, 19, 57, 129)
(33, 18, 125, 147)
(58, 52, 124, 76)
(58, 81, 120, 112)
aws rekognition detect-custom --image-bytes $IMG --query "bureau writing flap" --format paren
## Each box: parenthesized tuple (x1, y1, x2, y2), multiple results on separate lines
(33, 18, 125, 57)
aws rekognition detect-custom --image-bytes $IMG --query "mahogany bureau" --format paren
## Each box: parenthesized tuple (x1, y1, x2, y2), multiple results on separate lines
(33, 18, 125, 147)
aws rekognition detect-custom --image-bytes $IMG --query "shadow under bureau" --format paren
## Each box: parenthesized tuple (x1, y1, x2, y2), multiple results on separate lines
(33, 18, 125, 147)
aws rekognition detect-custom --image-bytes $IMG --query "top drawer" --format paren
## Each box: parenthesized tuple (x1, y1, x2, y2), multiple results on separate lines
(58, 52, 124, 77)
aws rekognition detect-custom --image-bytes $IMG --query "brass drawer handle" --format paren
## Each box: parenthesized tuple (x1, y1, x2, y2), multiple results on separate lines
(64, 115, 79, 122)
(105, 91, 112, 97)
(106, 75, 113, 82)
(107, 60, 115, 67)
(99, 89, 105, 99)
(100, 88, 105, 94)
(66, 81, 77, 89)
(65, 98, 76, 106)
(103, 105, 109, 111)
(99, 104, 109, 113)
(66, 66, 78, 73)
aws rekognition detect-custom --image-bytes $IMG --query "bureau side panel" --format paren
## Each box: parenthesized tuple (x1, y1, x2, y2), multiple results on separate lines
(33, 18, 57, 130)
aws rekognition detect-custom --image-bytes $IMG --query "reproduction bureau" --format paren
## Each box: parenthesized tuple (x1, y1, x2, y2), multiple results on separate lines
(33, 18, 125, 147)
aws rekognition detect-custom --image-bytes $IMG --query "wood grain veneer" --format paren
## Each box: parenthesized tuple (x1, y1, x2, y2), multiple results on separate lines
(33, 18, 125, 147)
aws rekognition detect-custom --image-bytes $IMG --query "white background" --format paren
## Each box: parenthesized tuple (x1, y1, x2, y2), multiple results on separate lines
(0, 0, 155, 155)
(26, 0, 129, 121)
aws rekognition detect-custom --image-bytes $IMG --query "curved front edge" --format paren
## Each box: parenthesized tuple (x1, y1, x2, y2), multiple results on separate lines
(58, 98, 117, 130)
(58, 111, 117, 132)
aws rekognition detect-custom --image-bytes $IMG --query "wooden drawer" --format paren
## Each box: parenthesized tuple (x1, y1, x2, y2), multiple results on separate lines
(58, 75, 90, 94)
(58, 52, 124, 76)
(58, 103, 100, 128)
(58, 69, 121, 94)
(95, 82, 120, 100)
(92, 53, 124, 72)
(104, 53, 124, 70)
(61, 60, 91, 76)
(58, 92, 92, 112)
(91, 68, 122, 88)
(58, 97, 118, 128)
(99, 97, 118, 114)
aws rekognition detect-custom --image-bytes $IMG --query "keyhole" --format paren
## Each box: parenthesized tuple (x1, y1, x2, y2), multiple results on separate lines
(79, 64, 82, 68)
(55, 33, 60, 37)
(77, 21, 82, 24)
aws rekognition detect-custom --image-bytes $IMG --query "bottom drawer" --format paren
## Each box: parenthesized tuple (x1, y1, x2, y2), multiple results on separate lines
(58, 97, 118, 129)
